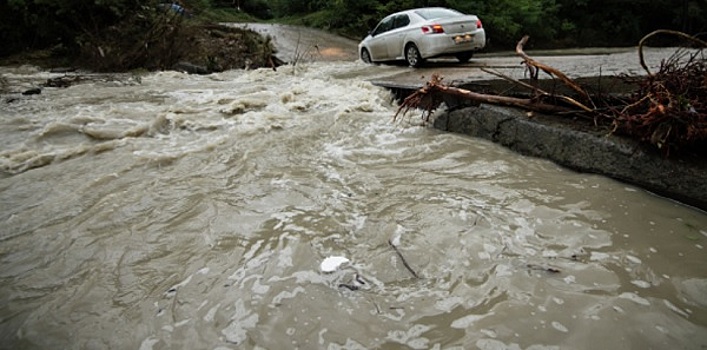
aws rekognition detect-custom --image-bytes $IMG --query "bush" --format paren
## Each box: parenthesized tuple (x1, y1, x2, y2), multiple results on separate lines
(75, 5, 191, 71)
(0, 1, 205, 70)
(2, 0, 148, 56)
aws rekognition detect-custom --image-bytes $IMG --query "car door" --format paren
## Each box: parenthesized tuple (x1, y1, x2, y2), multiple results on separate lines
(368, 16, 394, 60)
(386, 14, 411, 59)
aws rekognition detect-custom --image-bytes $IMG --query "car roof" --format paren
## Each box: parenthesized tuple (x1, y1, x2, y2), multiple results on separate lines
(392, 7, 462, 18)
(399, 7, 456, 14)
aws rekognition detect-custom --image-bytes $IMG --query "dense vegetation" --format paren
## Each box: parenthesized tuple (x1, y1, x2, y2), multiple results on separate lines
(1, 0, 705, 67)
(0, 0, 272, 71)
(265, 0, 706, 49)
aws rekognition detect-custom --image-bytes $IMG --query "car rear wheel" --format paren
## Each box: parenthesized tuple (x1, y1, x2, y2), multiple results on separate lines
(405, 44, 424, 68)
(455, 52, 473, 63)
(361, 48, 372, 64)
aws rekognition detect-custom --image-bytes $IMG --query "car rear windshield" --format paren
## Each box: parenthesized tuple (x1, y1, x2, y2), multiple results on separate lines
(414, 8, 463, 20)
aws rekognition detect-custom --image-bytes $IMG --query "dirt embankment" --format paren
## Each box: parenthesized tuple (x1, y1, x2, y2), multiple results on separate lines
(175, 24, 280, 72)
(0, 24, 278, 74)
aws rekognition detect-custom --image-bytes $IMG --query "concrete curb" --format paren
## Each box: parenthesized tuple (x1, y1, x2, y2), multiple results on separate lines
(433, 105, 707, 211)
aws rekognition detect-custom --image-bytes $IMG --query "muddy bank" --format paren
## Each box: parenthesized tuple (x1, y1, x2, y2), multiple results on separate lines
(226, 23, 360, 63)
(433, 104, 707, 211)
(0, 24, 279, 74)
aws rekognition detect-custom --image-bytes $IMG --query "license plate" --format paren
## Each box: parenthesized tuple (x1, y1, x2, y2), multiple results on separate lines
(453, 35, 473, 44)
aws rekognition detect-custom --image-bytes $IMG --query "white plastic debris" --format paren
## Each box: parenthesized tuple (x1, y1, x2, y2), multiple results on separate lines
(320, 256, 350, 273)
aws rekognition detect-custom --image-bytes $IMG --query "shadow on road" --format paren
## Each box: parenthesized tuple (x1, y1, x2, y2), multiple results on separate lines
(370, 58, 521, 70)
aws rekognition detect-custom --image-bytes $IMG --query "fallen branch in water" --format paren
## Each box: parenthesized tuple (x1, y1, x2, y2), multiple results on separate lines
(394, 73, 575, 122)
(388, 239, 420, 279)
(526, 263, 561, 274)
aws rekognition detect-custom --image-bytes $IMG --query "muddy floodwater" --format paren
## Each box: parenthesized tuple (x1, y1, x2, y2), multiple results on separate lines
(1, 60, 706, 350)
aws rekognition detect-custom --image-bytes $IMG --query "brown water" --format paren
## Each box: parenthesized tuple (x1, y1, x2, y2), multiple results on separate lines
(1, 62, 706, 350)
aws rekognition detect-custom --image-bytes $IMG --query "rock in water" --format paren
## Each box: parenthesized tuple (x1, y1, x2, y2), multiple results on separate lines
(22, 88, 42, 95)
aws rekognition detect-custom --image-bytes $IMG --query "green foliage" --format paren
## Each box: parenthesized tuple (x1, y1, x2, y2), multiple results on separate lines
(241, 0, 707, 49)
(198, 7, 257, 22)
(74, 1, 194, 71)
(1, 0, 157, 56)
(2, 0, 706, 62)
(268, 0, 314, 17)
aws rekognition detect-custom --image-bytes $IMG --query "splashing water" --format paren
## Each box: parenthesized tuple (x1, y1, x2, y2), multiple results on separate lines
(1, 61, 706, 349)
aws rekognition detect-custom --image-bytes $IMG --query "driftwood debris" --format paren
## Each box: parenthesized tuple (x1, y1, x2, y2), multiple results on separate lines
(388, 239, 420, 279)
(515, 35, 594, 108)
(394, 35, 596, 123)
(395, 32, 707, 155)
(638, 30, 707, 76)
(394, 73, 573, 122)
(617, 30, 707, 153)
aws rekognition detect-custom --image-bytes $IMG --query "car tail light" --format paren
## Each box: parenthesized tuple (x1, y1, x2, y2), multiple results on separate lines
(421, 24, 444, 34)
(477, 19, 483, 29)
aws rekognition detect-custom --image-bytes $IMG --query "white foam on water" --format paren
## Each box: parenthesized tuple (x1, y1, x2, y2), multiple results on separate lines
(451, 313, 494, 329)
(138, 337, 160, 350)
(2, 61, 397, 175)
(203, 303, 221, 323)
(320, 256, 350, 273)
(3, 55, 707, 350)
(551, 321, 569, 333)
(663, 300, 690, 318)
(221, 311, 258, 345)
(631, 280, 652, 288)
(619, 292, 651, 306)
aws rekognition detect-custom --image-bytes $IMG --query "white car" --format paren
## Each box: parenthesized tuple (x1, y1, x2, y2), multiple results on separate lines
(358, 7, 486, 67)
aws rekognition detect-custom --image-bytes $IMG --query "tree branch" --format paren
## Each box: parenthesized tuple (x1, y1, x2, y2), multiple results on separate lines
(515, 35, 593, 106)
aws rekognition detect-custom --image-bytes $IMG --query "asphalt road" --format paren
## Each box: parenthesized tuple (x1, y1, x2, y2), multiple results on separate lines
(229, 23, 682, 87)
(228, 23, 361, 62)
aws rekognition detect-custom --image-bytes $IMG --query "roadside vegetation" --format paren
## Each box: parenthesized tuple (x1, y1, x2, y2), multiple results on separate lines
(263, 0, 705, 50)
(2, 0, 705, 71)
(0, 0, 274, 71)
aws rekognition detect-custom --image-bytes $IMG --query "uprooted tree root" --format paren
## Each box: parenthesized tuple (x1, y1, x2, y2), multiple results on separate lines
(396, 31, 707, 156)
(611, 30, 707, 154)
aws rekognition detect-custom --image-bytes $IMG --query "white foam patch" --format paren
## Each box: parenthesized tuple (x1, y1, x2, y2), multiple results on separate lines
(631, 280, 651, 288)
(476, 339, 523, 350)
(138, 337, 160, 350)
(221, 299, 258, 344)
(272, 286, 306, 304)
(386, 324, 432, 350)
(435, 296, 464, 313)
(619, 292, 651, 306)
(451, 313, 493, 329)
(626, 255, 642, 264)
(551, 321, 569, 333)
(203, 303, 221, 322)
(663, 300, 689, 318)
(320, 256, 350, 272)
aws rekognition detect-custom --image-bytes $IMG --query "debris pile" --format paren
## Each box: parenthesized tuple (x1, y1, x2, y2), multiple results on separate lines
(396, 30, 707, 156)
(612, 31, 707, 154)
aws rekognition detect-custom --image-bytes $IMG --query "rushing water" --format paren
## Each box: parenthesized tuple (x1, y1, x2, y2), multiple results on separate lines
(1, 61, 706, 350)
